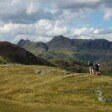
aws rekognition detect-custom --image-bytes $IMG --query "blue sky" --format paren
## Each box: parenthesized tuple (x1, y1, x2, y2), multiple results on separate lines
(0, 0, 112, 42)
(88, 10, 112, 28)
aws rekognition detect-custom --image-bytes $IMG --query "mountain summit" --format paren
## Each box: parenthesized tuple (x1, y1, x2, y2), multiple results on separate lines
(17, 39, 31, 47)
(17, 39, 48, 56)
(47, 35, 74, 50)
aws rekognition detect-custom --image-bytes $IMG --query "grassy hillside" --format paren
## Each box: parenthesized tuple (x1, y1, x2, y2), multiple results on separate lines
(0, 64, 112, 112)
(0, 56, 10, 64)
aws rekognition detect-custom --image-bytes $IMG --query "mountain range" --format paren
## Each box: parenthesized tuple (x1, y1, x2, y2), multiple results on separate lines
(17, 35, 112, 63)
(0, 35, 111, 73)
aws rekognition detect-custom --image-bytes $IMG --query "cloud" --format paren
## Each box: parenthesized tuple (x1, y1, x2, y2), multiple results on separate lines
(104, 8, 112, 20)
(0, 0, 111, 24)
(0, 0, 112, 42)
(0, 0, 104, 24)
(0, 20, 69, 42)
(0, 0, 53, 24)
(0, 20, 112, 43)
(53, 0, 102, 9)
(26, 3, 40, 15)
(72, 27, 112, 41)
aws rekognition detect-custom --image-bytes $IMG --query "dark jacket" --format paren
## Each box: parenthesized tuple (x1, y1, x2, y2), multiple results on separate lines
(94, 64, 99, 71)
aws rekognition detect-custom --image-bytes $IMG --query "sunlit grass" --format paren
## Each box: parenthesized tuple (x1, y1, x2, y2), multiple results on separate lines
(0, 64, 112, 112)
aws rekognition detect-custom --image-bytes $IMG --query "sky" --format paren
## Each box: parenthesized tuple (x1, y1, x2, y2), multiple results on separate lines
(0, 0, 112, 43)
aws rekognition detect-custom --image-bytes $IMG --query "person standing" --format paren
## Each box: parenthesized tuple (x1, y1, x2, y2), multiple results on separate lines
(94, 63, 101, 76)
(88, 61, 94, 75)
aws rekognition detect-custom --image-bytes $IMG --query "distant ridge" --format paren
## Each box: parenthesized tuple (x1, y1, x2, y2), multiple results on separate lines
(47, 35, 112, 50)
(17, 35, 112, 51)
(17, 35, 112, 63)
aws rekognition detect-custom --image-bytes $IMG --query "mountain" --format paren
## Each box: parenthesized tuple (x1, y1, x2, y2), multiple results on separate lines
(47, 35, 112, 51)
(0, 41, 53, 66)
(72, 39, 112, 62)
(17, 39, 48, 56)
(73, 39, 112, 50)
(47, 36, 112, 61)
(17, 39, 31, 47)
(47, 35, 74, 51)
(17, 35, 112, 63)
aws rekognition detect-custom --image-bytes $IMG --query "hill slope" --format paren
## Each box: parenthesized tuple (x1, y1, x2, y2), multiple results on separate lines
(0, 41, 52, 66)
(0, 65, 112, 112)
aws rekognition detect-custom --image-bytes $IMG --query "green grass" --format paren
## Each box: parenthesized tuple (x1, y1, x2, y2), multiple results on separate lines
(0, 64, 112, 112)
(0, 56, 10, 64)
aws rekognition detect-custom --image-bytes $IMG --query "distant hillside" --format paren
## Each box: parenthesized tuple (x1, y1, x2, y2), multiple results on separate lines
(0, 41, 53, 66)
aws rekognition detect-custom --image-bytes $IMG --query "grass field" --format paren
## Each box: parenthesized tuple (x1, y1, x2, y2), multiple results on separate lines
(0, 64, 112, 112)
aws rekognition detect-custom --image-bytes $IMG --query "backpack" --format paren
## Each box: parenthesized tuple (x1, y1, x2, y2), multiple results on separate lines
(94, 64, 99, 71)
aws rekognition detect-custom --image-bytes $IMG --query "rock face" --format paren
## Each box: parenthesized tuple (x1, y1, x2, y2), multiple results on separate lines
(76, 39, 112, 50)
(0, 41, 53, 66)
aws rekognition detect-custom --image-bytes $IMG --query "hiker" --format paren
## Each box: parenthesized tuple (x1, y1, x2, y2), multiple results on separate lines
(88, 61, 94, 75)
(94, 63, 101, 76)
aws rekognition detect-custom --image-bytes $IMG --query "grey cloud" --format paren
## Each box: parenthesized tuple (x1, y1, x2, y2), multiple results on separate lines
(104, 0, 112, 7)
(56, 0, 103, 9)
(0, 0, 111, 24)
(0, 0, 54, 24)
(0, 0, 112, 42)
(99, 29, 112, 34)
(0, 9, 53, 24)
(40, 0, 103, 9)
(0, 0, 103, 24)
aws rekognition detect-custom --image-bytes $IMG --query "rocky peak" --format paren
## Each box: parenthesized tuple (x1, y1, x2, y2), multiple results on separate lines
(17, 39, 31, 47)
